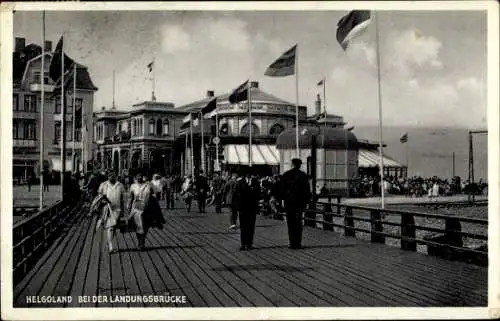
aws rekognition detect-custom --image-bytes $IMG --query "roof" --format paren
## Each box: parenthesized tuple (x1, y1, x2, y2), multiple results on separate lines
(276, 126, 359, 150)
(176, 86, 295, 112)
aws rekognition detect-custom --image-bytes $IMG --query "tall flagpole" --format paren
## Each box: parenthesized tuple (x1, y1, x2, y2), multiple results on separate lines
(72, 63, 76, 173)
(190, 113, 194, 178)
(248, 81, 253, 167)
(60, 33, 66, 200)
(39, 11, 45, 210)
(215, 107, 219, 171)
(323, 77, 327, 125)
(152, 57, 156, 101)
(200, 112, 205, 173)
(374, 12, 385, 209)
(112, 69, 116, 108)
(295, 45, 300, 158)
(183, 127, 188, 176)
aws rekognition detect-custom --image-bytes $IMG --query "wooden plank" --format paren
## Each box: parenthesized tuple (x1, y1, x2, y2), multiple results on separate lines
(144, 228, 206, 307)
(50, 214, 95, 308)
(115, 231, 144, 308)
(168, 215, 326, 307)
(80, 221, 103, 307)
(97, 229, 113, 307)
(181, 215, 382, 306)
(166, 216, 311, 306)
(17, 212, 87, 307)
(13, 209, 85, 306)
(121, 231, 161, 308)
(109, 231, 128, 308)
(141, 229, 191, 307)
(67, 215, 98, 307)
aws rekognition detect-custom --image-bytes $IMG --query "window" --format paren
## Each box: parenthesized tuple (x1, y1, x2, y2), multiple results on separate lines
(156, 119, 163, 136)
(240, 123, 260, 136)
(24, 95, 37, 112)
(219, 123, 229, 136)
(149, 119, 155, 135)
(74, 98, 83, 128)
(13, 94, 19, 111)
(33, 71, 50, 84)
(269, 123, 285, 136)
(55, 96, 61, 114)
(25, 122, 36, 140)
(54, 122, 61, 142)
(13, 120, 19, 139)
(163, 119, 169, 136)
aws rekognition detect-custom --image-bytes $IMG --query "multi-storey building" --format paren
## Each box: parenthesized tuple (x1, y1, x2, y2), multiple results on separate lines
(92, 101, 187, 176)
(13, 37, 97, 183)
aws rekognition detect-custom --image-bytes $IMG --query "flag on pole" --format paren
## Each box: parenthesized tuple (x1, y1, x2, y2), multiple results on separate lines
(182, 112, 200, 127)
(315, 111, 327, 120)
(202, 98, 217, 119)
(400, 133, 409, 143)
(49, 36, 75, 83)
(336, 10, 371, 50)
(229, 80, 249, 104)
(264, 44, 297, 77)
(147, 60, 154, 72)
(317, 79, 324, 86)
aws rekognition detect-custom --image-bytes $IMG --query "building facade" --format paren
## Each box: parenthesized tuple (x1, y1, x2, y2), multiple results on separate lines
(92, 102, 187, 176)
(12, 37, 97, 183)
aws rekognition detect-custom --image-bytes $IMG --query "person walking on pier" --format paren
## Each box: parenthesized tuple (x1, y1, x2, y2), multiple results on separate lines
(127, 171, 152, 251)
(281, 158, 311, 249)
(97, 170, 125, 254)
(164, 174, 175, 209)
(195, 170, 209, 213)
(211, 172, 225, 214)
(234, 169, 258, 251)
(224, 171, 239, 229)
(181, 175, 194, 212)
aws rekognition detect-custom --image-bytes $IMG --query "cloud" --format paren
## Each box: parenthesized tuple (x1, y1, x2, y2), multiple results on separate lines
(348, 41, 376, 67)
(457, 77, 484, 93)
(386, 29, 443, 78)
(161, 25, 191, 53)
(207, 18, 251, 52)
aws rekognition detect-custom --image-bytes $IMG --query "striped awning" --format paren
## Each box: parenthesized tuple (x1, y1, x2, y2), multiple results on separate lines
(358, 149, 405, 168)
(224, 144, 280, 166)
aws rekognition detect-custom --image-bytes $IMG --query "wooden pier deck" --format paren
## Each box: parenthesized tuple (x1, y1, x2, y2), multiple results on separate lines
(13, 204, 487, 307)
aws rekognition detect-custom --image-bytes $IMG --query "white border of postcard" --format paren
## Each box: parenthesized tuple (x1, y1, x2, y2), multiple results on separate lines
(1, 1, 499, 320)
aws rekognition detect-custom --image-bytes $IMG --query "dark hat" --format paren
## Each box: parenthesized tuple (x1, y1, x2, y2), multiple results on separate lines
(291, 158, 302, 166)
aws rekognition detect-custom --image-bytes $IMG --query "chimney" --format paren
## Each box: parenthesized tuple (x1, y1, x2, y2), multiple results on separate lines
(44, 41, 52, 52)
(15, 37, 25, 52)
(315, 94, 322, 116)
(206, 90, 215, 98)
(250, 81, 259, 89)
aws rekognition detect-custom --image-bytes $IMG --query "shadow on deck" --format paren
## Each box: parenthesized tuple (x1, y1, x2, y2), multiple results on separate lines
(13, 204, 487, 308)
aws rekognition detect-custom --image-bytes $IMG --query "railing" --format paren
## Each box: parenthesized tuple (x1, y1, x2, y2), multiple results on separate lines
(13, 199, 85, 285)
(259, 196, 488, 265)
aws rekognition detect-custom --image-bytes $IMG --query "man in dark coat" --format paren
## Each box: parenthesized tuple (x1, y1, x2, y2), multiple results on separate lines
(195, 170, 209, 213)
(223, 171, 239, 229)
(233, 169, 258, 251)
(281, 158, 311, 249)
(211, 172, 225, 214)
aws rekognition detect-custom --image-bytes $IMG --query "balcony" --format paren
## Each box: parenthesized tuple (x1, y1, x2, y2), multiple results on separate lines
(30, 83, 56, 93)
(53, 114, 74, 122)
(13, 139, 37, 148)
(13, 111, 37, 120)
(52, 141, 83, 149)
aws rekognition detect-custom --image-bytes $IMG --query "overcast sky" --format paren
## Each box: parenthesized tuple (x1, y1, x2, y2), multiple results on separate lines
(13, 9, 487, 128)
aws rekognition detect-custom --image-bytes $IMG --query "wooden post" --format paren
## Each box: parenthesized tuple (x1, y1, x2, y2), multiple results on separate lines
(344, 206, 355, 237)
(370, 209, 385, 244)
(323, 196, 333, 231)
(445, 217, 463, 248)
(401, 213, 417, 251)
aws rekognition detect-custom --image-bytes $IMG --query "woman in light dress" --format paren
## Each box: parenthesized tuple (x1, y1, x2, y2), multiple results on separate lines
(181, 175, 194, 212)
(97, 170, 125, 254)
(127, 171, 153, 250)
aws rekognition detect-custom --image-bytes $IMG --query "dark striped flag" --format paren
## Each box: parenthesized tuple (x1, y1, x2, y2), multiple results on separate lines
(49, 36, 76, 83)
(228, 80, 249, 104)
(317, 79, 324, 86)
(400, 133, 409, 143)
(264, 44, 297, 77)
(336, 11, 371, 50)
(147, 60, 154, 72)
(201, 98, 217, 118)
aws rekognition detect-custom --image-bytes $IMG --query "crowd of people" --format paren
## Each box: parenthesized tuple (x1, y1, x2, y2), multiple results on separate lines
(80, 159, 311, 253)
(351, 175, 488, 198)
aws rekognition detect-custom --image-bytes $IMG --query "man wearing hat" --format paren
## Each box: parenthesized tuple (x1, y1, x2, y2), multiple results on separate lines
(280, 158, 311, 249)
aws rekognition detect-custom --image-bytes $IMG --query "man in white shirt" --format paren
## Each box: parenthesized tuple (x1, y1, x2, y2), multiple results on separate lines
(98, 170, 125, 253)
